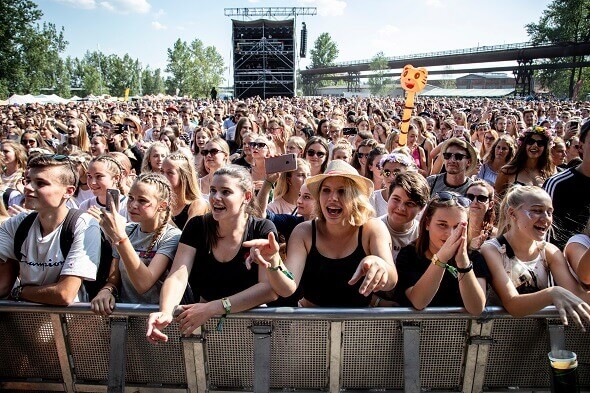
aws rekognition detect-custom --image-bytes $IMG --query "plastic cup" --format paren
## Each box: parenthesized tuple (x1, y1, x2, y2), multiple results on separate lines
(548, 350, 579, 393)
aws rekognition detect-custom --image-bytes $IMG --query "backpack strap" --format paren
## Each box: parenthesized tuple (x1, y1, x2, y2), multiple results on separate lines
(14, 212, 39, 261)
(2, 188, 15, 209)
(495, 235, 515, 259)
(59, 209, 85, 259)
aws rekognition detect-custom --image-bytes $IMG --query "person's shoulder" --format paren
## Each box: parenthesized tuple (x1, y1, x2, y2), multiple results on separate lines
(2, 211, 32, 233)
(164, 223, 183, 238)
(566, 234, 590, 248)
(364, 217, 388, 233)
(250, 215, 277, 233)
(544, 167, 577, 191)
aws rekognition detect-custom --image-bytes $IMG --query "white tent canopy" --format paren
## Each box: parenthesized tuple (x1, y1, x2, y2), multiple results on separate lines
(6, 94, 71, 105)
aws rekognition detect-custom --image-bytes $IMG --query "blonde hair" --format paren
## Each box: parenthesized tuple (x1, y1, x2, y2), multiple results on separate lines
(274, 158, 310, 200)
(164, 153, 202, 204)
(141, 141, 169, 173)
(497, 185, 550, 235)
(132, 173, 174, 254)
(331, 141, 353, 160)
(89, 154, 125, 193)
(314, 177, 375, 226)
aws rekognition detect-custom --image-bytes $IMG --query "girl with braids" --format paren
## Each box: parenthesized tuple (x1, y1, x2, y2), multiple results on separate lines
(162, 153, 209, 229)
(78, 155, 128, 217)
(141, 142, 169, 174)
(147, 165, 278, 341)
(480, 186, 590, 329)
(88, 173, 182, 314)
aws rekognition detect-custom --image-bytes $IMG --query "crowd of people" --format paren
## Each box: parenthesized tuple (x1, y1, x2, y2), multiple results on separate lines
(0, 95, 588, 340)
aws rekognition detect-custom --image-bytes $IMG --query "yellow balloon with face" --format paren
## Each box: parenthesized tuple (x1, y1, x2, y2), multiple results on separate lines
(401, 65, 428, 93)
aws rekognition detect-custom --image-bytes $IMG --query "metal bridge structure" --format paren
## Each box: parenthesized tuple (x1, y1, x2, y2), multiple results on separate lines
(300, 41, 590, 96)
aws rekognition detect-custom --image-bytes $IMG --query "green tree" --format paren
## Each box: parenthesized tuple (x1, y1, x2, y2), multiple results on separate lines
(0, 1, 68, 97)
(310, 32, 339, 68)
(165, 38, 225, 97)
(526, 0, 590, 98)
(368, 52, 392, 96)
(141, 67, 165, 95)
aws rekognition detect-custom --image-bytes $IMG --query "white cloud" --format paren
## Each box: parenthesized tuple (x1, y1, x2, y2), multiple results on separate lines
(55, 0, 97, 9)
(299, 0, 347, 17)
(425, 0, 442, 7)
(151, 21, 167, 30)
(100, 0, 151, 14)
(248, 0, 261, 3)
(370, 24, 401, 54)
(153, 8, 165, 19)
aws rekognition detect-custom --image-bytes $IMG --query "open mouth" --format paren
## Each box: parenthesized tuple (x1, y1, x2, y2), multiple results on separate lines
(533, 224, 548, 234)
(326, 206, 342, 217)
(212, 205, 226, 213)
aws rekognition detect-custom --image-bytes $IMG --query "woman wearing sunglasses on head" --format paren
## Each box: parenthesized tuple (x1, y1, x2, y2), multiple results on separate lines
(392, 191, 489, 315)
(494, 127, 556, 198)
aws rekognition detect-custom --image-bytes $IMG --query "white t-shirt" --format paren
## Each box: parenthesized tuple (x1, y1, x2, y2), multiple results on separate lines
(0, 211, 101, 302)
(78, 195, 129, 220)
(268, 197, 297, 215)
(565, 234, 590, 289)
(73, 188, 95, 208)
(380, 214, 420, 262)
(370, 190, 388, 217)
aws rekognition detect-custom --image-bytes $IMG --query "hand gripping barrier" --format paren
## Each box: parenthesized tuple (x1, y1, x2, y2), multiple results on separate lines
(0, 301, 588, 393)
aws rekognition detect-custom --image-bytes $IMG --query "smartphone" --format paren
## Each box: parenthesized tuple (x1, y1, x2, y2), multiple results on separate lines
(343, 127, 358, 136)
(106, 188, 120, 212)
(570, 121, 579, 129)
(265, 154, 297, 174)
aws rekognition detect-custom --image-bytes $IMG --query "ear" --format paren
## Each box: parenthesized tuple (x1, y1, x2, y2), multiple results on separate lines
(64, 185, 75, 199)
(158, 200, 168, 212)
(244, 190, 253, 204)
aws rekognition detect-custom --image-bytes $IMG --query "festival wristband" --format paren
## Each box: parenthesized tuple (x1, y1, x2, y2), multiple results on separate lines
(216, 297, 232, 332)
(431, 254, 458, 278)
(268, 264, 295, 280)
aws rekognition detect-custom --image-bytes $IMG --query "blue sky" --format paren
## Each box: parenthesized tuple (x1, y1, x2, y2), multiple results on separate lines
(37, 0, 552, 82)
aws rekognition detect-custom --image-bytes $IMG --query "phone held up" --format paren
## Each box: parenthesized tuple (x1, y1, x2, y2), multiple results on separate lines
(265, 153, 298, 174)
(343, 127, 358, 136)
(106, 188, 120, 213)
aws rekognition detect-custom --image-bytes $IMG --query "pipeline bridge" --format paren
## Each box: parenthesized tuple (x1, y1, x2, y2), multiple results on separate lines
(299, 41, 590, 96)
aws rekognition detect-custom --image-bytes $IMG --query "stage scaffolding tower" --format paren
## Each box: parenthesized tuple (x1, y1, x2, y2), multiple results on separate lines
(225, 7, 316, 99)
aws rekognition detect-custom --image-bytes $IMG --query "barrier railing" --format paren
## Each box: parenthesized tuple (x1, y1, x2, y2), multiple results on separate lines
(0, 301, 588, 393)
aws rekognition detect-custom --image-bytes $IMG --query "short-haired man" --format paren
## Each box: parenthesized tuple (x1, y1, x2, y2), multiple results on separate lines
(544, 121, 590, 249)
(427, 138, 477, 196)
(0, 155, 100, 305)
(523, 108, 536, 128)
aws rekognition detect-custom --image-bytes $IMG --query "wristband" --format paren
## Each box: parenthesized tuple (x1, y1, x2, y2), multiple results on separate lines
(216, 297, 232, 332)
(456, 262, 474, 274)
(101, 285, 118, 297)
(267, 263, 295, 280)
(431, 254, 458, 278)
(264, 179, 276, 189)
(113, 236, 128, 246)
(10, 285, 24, 301)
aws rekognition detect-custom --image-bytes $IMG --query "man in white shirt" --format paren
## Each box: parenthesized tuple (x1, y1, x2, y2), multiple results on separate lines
(0, 155, 100, 305)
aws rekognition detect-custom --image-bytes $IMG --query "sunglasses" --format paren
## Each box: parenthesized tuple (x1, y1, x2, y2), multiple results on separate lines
(201, 148, 223, 156)
(525, 139, 546, 147)
(357, 153, 369, 159)
(484, 136, 496, 142)
(381, 169, 399, 178)
(306, 149, 326, 158)
(434, 191, 471, 208)
(249, 142, 268, 149)
(22, 139, 36, 145)
(466, 193, 490, 203)
(442, 152, 468, 161)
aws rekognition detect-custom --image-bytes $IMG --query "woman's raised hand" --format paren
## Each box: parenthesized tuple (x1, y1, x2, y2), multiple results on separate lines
(349, 256, 389, 297)
(242, 232, 281, 270)
(88, 200, 127, 244)
(437, 222, 465, 263)
(455, 223, 470, 268)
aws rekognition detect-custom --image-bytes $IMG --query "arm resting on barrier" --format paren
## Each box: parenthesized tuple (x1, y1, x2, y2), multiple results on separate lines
(481, 243, 590, 330)
(90, 258, 121, 316)
(564, 241, 590, 286)
(0, 260, 17, 298)
(20, 275, 84, 306)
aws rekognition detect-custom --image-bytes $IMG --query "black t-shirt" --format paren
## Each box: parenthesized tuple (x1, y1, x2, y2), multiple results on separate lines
(392, 245, 490, 308)
(544, 167, 590, 249)
(180, 215, 277, 301)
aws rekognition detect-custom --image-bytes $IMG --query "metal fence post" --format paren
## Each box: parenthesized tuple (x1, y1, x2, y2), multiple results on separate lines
(50, 313, 75, 393)
(402, 323, 421, 393)
(250, 324, 273, 393)
(107, 317, 128, 393)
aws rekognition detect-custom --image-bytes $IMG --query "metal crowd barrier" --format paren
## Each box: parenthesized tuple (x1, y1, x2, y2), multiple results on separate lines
(0, 301, 588, 393)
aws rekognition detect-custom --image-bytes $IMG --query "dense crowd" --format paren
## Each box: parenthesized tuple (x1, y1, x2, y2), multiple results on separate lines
(0, 95, 589, 339)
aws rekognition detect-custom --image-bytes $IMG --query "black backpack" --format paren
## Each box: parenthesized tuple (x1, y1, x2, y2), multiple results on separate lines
(14, 209, 113, 300)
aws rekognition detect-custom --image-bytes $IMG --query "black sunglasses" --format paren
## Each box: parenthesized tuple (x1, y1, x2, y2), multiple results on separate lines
(525, 139, 546, 147)
(249, 142, 268, 149)
(434, 191, 471, 208)
(357, 152, 369, 159)
(306, 149, 326, 158)
(442, 152, 468, 161)
(466, 193, 490, 203)
(201, 148, 223, 156)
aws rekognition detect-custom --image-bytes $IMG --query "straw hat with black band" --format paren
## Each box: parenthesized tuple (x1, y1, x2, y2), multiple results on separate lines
(306, 160, 374, 200)
(441, 137, 479, 174)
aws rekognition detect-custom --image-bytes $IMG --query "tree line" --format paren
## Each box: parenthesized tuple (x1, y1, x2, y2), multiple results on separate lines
(0, 0, 225, 99)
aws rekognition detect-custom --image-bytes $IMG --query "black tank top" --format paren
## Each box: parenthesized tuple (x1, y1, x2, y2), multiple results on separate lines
(301, 220, 370, 307)
(172, 203, 191, 229)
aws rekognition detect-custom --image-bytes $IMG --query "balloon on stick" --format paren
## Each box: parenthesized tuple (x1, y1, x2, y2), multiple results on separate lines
(399, 65, 428, 147)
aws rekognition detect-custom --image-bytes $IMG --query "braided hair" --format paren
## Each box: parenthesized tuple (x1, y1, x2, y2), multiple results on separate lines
(133, 173, 174, 254)
(89, 154, 126, 194)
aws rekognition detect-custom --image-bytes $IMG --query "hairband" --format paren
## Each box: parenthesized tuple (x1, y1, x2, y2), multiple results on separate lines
(92, 155, 125, 174)
(137, 174, 172, 193)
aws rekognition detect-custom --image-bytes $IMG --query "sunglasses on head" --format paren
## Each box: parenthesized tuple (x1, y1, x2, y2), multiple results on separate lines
(249, 142, 268, 149)
(434, 191, 471, 208)
(466, 193, 490, 203)
(306, 149, 326, 158)
(525, 138, 546, 147)
(201, 148, 223, 156)
(442, 152, 468, 161)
